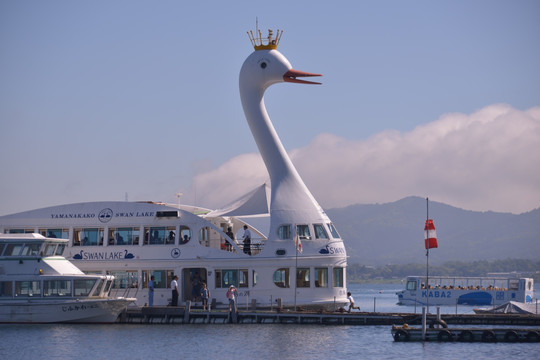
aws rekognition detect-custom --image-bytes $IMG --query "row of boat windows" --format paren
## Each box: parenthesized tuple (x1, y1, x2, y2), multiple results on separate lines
(0, 279, 110, 298)
(5, 227, 193, 246)
(4, 222, 341, 247)
(0, 242, 66, 257)
(100, 267, 344, 290)
(277, 223, 340, 240)
(407, 278, 524, 291)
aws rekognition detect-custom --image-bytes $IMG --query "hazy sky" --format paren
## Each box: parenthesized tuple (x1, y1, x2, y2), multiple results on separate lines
(1, 1, 539, 216)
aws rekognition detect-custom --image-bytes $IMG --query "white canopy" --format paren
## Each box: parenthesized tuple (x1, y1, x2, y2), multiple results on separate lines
(205, 184, 270, 218)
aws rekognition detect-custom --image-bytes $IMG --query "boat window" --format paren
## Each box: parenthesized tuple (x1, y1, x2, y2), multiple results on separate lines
(313, 224, 329, 239)
(198, 226, 211, 247)
(109, 270, 139, 289)
(273, 268, 290, 288)
(55, 243, 65, 255)
(314, 268, 328, 288)
(215, 269, 234, 288)
(40, 229, 69, 239)
(74, 279, 98, 296)
(104, 280, 114, 295)
(252, 270, 257, 287)
(142, 270, 173, 289)
(4, 243, 23, 256)
(8, 229, 34, 234)
(406, 280, 417, 291)
(296, 225, 311, 240)
(21, 243, 41, 256)
(239, 269, 249, 288)
(15, 281, 41, 297)
(509, 280, 519, 291)
(74, 228, 104, 246)
(179, 226, 192, 244)
(0, 243, 4, 256)
(93, 279, 105, 296)
(333, 267, 344, 288)
(277, 225, 292, 239)
(144, 227, 164, 245)
(326, 223, 341, 239)
(165, 229, 176, 244)
(43, 244, 56, 256)
(109, 227, 138, 246)
(296, 268, 310, 288)
(0, 281, 13, 297)
(44, 280, 72, 297)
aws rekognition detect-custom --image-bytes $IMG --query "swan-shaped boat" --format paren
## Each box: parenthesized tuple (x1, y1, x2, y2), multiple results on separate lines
(0, 30, 348, 309)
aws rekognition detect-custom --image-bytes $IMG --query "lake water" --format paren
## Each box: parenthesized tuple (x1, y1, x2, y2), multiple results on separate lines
(1, 284, 538, 360)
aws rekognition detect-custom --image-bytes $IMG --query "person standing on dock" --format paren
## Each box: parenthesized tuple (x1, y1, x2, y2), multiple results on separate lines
(347, 292, 360, 313)
(171, 275, 179, 306)
(201, 283, 209, 310)
(226, 285, 237, 314)
(148, 275, 155, 306)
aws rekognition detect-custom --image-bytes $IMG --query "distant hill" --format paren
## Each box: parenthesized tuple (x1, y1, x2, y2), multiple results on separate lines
(326, 196, 540, 266)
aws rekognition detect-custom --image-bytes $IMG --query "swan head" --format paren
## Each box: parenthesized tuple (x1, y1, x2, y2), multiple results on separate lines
(240, 49, 321, 93)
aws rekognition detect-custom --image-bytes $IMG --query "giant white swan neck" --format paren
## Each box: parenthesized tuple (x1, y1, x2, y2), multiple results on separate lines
(239, 50, 325, 217)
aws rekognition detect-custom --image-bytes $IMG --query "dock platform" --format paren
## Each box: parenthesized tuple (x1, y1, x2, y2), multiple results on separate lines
(391, 325, 540, 342)
(119, 306, 540, 326)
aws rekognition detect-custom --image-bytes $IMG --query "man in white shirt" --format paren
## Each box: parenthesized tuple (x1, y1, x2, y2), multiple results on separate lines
(242, 225, 251, 255)
(171, 275, 179, 306)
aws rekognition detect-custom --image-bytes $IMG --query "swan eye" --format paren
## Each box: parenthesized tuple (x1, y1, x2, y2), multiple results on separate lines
(260, 62, 267, 69)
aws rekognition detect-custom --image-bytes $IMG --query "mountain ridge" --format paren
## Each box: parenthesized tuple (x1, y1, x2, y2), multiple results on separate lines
(326, 196, 540, 266)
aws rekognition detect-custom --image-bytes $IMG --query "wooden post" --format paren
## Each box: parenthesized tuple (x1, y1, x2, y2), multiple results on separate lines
(184, 300, 191, 323)
(422, 307, 427, 341)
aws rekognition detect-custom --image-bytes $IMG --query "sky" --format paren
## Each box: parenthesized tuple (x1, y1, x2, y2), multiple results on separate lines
(1, 0, 539, 216)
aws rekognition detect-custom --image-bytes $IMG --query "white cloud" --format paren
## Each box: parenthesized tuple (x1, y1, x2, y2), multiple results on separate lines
(190, 104, 540, 214)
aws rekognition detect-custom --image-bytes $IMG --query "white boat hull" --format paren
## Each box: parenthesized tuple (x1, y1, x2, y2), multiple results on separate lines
(396, 276, 534, 306)
(0, 298, 134, 323)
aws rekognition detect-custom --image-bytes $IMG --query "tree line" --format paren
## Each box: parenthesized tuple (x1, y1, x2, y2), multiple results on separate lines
(347, 259, 540, 283)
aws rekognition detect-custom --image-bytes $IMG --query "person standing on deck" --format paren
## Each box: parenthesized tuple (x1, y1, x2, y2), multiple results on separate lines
(242, 225, 251, 255)
(171, 275, 179, 306)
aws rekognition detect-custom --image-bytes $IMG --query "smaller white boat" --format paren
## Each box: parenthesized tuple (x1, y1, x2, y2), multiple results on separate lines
(0, 233, 135, 323)
(396, 275, 535, 306)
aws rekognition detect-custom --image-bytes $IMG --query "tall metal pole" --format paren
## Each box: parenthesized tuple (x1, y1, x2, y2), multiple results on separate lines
(294, 234, 298, 311)
(426, 197, 430, 314)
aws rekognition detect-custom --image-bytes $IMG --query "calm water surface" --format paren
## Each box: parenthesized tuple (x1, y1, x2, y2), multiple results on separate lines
(1, 284, 538, 360)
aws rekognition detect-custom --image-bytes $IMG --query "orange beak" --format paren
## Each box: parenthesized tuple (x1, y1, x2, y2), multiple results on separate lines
(283, 69, 322, 85)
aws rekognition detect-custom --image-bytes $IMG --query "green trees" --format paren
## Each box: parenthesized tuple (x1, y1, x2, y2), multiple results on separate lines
(347, 259, 540, 283)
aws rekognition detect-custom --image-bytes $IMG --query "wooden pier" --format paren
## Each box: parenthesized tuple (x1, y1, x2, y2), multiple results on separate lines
(119, 306, 540, 326)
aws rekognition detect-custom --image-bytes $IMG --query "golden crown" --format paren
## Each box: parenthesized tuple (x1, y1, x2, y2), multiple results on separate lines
(247, 29, 283, 50)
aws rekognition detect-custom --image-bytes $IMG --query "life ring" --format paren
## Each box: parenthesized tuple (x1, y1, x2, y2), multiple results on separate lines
(393, 329, 410, 342)
(526, 330, 540, 342)
(429, 319, 448, 329)
(503, 330, 519, 342)
(458, 330, 474, 342)
(437, 329, 453, 342)
(481, 330, 497, 343)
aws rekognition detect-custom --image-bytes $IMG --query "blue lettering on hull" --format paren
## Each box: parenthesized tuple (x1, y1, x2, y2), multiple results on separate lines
(422, 290, 452, 298)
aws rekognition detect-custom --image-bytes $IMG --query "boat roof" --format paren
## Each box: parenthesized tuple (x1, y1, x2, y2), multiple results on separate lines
(0, 233, 68, 243)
